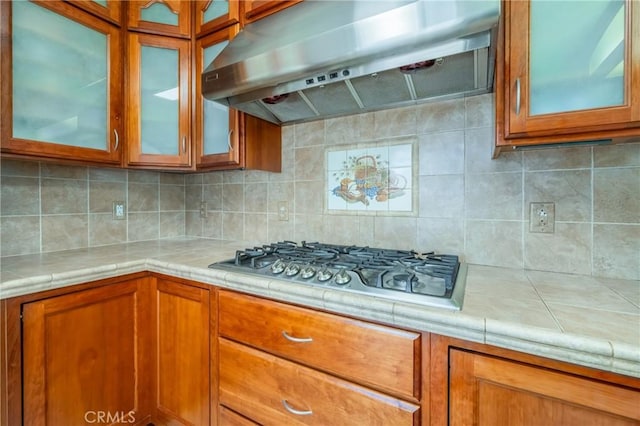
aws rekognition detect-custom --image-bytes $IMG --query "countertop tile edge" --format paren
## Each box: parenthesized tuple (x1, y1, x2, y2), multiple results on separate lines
(485, 318, 621, 374)
(392, 301, 486, 344)
(0, 260, 148, 300)
(611, 341, 640, 377)
(269, 279, 328, 312)
(0, 274, 54, 299)
(321, 290, 396, 325)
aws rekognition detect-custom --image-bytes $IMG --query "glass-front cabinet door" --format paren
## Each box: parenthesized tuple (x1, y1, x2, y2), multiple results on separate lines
(195, 0, 240, 37)
(195, 26, 242, 169)
(128, 0, 191, 38)
(506, 0, 640, 136)
(0, 0, 122, 164)
(127, 33, 191, 168)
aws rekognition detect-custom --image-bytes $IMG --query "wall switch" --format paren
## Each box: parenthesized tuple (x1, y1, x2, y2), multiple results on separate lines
(529, 202, 555, 233)
(200, 201, 208, 218)
(112, 201, 126, 220)
(277, 201, 289, 221)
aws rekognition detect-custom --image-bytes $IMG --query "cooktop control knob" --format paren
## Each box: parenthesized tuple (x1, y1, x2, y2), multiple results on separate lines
(300, 266, 316, 279)
(285, 263, 300, 277)
(317, 268, 333, 282)
(334, 269, 351, 285)
(271, 259, 286, 274)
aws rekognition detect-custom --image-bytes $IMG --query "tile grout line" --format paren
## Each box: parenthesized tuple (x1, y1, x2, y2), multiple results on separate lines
(590, 146, 595, 277)
(38, 162, 43, 254)
(125, 170, 129, 244)
(86, 168, 90, 249)
(521, 151, 526, 270)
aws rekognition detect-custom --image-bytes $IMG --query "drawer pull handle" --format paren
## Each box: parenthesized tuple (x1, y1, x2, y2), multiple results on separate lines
(282, 399, 312, 416)
(282, 331, 313, 343)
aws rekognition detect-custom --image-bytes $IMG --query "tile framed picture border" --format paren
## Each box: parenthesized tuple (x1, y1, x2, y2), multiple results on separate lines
(324, 137, 418, 216)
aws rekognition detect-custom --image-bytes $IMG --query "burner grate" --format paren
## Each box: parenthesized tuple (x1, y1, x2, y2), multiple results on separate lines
(211, 241, 464, 307)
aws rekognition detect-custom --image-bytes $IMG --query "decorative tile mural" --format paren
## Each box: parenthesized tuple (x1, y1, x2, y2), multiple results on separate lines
(326, 143, 414, 213)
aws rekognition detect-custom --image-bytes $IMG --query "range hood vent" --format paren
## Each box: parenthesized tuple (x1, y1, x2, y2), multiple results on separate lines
(203, 0, 500, 125)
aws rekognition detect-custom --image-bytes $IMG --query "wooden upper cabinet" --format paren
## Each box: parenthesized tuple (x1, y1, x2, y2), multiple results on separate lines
(0, 0, 123, 165)
(496, 0, 640, 151)
(195, 26, 241, 169)
(195, 27, 282, 171)
(128, 0, 191, 38)
(195, 0, 241, 37)
(126, 33, 192, 169)
(66, 0, 123, 25)
(241, 0, 302, 24)
(449, 349, 640, 426)
(22, 280, 153, 426)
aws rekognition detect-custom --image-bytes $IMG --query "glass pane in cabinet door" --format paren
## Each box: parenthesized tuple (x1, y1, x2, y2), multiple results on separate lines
(12, 1, 108, 149)
(203, 40, 230, 155)
(529, 0, 625, 116)
(141, 2, 179, 26)
(93, 0, 108, 6)
(204, 0, 229, 22)
(140, 46, 179, 155)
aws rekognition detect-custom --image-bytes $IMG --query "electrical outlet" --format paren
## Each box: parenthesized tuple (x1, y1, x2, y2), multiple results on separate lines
(200, 201, 208, 218)
(277, 201, 289, 221)
(112, 201, 126, 220)
(529, 202, 555, 233)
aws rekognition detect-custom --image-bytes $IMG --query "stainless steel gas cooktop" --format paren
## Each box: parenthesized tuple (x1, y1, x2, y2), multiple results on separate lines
(209, 241, 467, 310)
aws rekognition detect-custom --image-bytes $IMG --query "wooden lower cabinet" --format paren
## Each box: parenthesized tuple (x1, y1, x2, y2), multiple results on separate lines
(11, 274, 212, 426)
(216, 290, 421, 425)
(153, 278, 211, 425)
(219, 406, 260, 426)
(218, 290, 420, 400)
(449, 349, 640, 426)
(22, 278, 153, 426)
(219, 338, 419, 425)
(6, 277, 640, 426)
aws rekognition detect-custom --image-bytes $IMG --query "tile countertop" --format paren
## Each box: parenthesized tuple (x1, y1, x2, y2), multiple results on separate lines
(1, 238, 638, 378)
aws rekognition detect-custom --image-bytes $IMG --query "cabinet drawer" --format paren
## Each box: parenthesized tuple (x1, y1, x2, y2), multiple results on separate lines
(218, 291, 420, 399)
(219, 406, 259, 426)
(219, 339, 419, 425)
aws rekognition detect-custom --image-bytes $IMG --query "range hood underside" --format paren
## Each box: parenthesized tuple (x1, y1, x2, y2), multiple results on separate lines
(235, 47, 491, 125)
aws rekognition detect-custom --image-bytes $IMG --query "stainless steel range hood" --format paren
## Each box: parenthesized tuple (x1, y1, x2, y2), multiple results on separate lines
(202, 0, 500, 125)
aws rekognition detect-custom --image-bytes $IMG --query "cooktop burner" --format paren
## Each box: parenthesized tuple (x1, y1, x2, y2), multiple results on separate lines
(209, 241, 467, 310)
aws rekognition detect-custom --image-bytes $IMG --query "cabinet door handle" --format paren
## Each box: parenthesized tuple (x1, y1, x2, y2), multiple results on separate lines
(282, 399, 312, 416)
(515, 77, 521, 116)
(113, 129, 119, 151)
(182, 136, 187, 153)
(282, 331, 313, 343)
(227, 129, 233, 151)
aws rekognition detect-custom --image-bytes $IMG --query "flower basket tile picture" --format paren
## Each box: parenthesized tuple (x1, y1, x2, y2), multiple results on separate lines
(327, 143, 414, 213)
